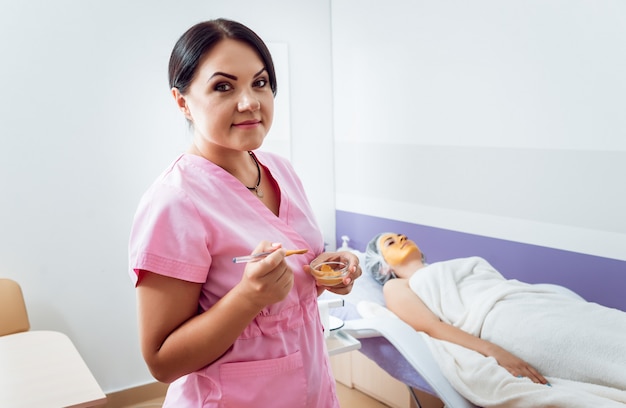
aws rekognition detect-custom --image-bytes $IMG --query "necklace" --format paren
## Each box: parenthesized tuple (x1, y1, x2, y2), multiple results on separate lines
(246, 151, 264, 198)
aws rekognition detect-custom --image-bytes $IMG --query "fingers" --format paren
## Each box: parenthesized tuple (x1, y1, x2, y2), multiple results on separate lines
(340, 251, 361, 285)
(527, 366, 549, 385)
(257, 253, 292, 286)
(495, 346, 551, 387)
(323, 270, 358, 294)
(246, 242, 287, 279)
(322, 279, 354, 295)
(273, 260, 294, 286)
(240, 241, 294, 306)
(512, 367, 551, 386)
(343, 260, 361, 287)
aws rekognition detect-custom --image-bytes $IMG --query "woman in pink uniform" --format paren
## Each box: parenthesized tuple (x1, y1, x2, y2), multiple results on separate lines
(128, 19, 360, 407)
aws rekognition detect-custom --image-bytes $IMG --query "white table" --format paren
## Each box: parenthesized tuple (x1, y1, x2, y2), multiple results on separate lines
(0, 330, 107, 408)
(325, 329, 361, 356)
(319, 298, 361, 356)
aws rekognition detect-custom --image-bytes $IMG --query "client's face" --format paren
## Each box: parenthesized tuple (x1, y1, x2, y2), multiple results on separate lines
(379, 233, 422, 267)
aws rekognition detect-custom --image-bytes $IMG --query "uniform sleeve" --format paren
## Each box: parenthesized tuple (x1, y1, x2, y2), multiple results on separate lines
(128, 182, 211, 286)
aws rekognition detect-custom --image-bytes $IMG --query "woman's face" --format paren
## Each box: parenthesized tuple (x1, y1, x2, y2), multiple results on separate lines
(379, 233, 422, 267)
(174, 39, 274, 153)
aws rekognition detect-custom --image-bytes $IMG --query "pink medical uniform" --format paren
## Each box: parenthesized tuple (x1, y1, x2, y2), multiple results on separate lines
(128, 152, 339, 408)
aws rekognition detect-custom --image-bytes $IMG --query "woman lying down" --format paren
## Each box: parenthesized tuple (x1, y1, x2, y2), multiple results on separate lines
(364, 232, 626, 408)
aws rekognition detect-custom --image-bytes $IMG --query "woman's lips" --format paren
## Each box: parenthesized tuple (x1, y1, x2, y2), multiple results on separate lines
(234, 119, 260, 128)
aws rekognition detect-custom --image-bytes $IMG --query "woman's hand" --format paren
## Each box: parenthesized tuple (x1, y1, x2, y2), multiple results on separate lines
(306, 251, 361, 295)
(487, 343, 549, 385)
(238, 242, 294, 309)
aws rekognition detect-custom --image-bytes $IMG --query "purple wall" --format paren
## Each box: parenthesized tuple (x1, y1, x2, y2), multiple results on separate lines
(336, 210, 626, 312)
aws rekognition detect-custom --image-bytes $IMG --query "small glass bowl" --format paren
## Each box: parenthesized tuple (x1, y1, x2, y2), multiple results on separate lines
(310, 260, 349, 286)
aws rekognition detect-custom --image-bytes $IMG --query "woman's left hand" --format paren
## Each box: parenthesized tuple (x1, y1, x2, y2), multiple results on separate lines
(306, 251, 361, 295)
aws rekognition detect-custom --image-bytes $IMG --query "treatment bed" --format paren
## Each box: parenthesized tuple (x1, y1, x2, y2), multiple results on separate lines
(319, 249, 623, 408)
(319, 249, 477, 408)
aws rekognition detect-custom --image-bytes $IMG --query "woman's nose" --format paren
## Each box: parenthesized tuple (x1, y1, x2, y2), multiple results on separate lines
(237, 91, 260, 112)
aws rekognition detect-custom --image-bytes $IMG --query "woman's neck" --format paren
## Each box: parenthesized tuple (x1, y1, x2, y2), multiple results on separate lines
(392, 257, 426, 280)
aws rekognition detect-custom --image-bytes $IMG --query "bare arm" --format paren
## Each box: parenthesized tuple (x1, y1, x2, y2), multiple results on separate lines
(383, 278, 548, 384)
(136, 243, 294, 383)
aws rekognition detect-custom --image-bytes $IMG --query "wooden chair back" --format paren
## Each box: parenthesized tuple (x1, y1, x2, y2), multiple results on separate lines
(0, 278, 30, 336)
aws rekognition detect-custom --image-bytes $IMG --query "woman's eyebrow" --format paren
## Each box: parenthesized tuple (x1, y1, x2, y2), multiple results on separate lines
(209, 67, 266, 82)
(209, 71, 237, 81)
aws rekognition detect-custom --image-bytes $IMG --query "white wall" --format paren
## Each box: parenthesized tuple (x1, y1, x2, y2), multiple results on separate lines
(0, 0, 335, 392)
(332, 0, 626, 261)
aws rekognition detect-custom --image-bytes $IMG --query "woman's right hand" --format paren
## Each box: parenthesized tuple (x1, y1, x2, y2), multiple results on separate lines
(239, 242, 294, 308)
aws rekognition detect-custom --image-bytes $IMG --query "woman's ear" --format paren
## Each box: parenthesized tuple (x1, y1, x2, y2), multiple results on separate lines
(171, 87, 192, 121)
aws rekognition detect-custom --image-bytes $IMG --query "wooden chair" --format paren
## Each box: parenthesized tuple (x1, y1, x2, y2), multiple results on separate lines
(0, 278, 107, 407)
(0, 278, 30, 336)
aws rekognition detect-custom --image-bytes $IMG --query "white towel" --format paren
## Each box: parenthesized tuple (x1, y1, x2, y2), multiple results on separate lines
(408, 257, 626, 408)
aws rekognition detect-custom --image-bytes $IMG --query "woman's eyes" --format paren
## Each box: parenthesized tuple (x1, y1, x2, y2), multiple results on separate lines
(214, 82, 233, 92)
(254, 78, 268, 88)
(384, 239, 397, 248)
(213, 78, 268, 93)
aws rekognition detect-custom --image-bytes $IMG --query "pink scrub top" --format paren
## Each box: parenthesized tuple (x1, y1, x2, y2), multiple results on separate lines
(128, 152, 339, 408)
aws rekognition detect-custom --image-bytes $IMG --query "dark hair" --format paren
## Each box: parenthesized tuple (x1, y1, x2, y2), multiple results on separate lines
(168, 19, 277, 96)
